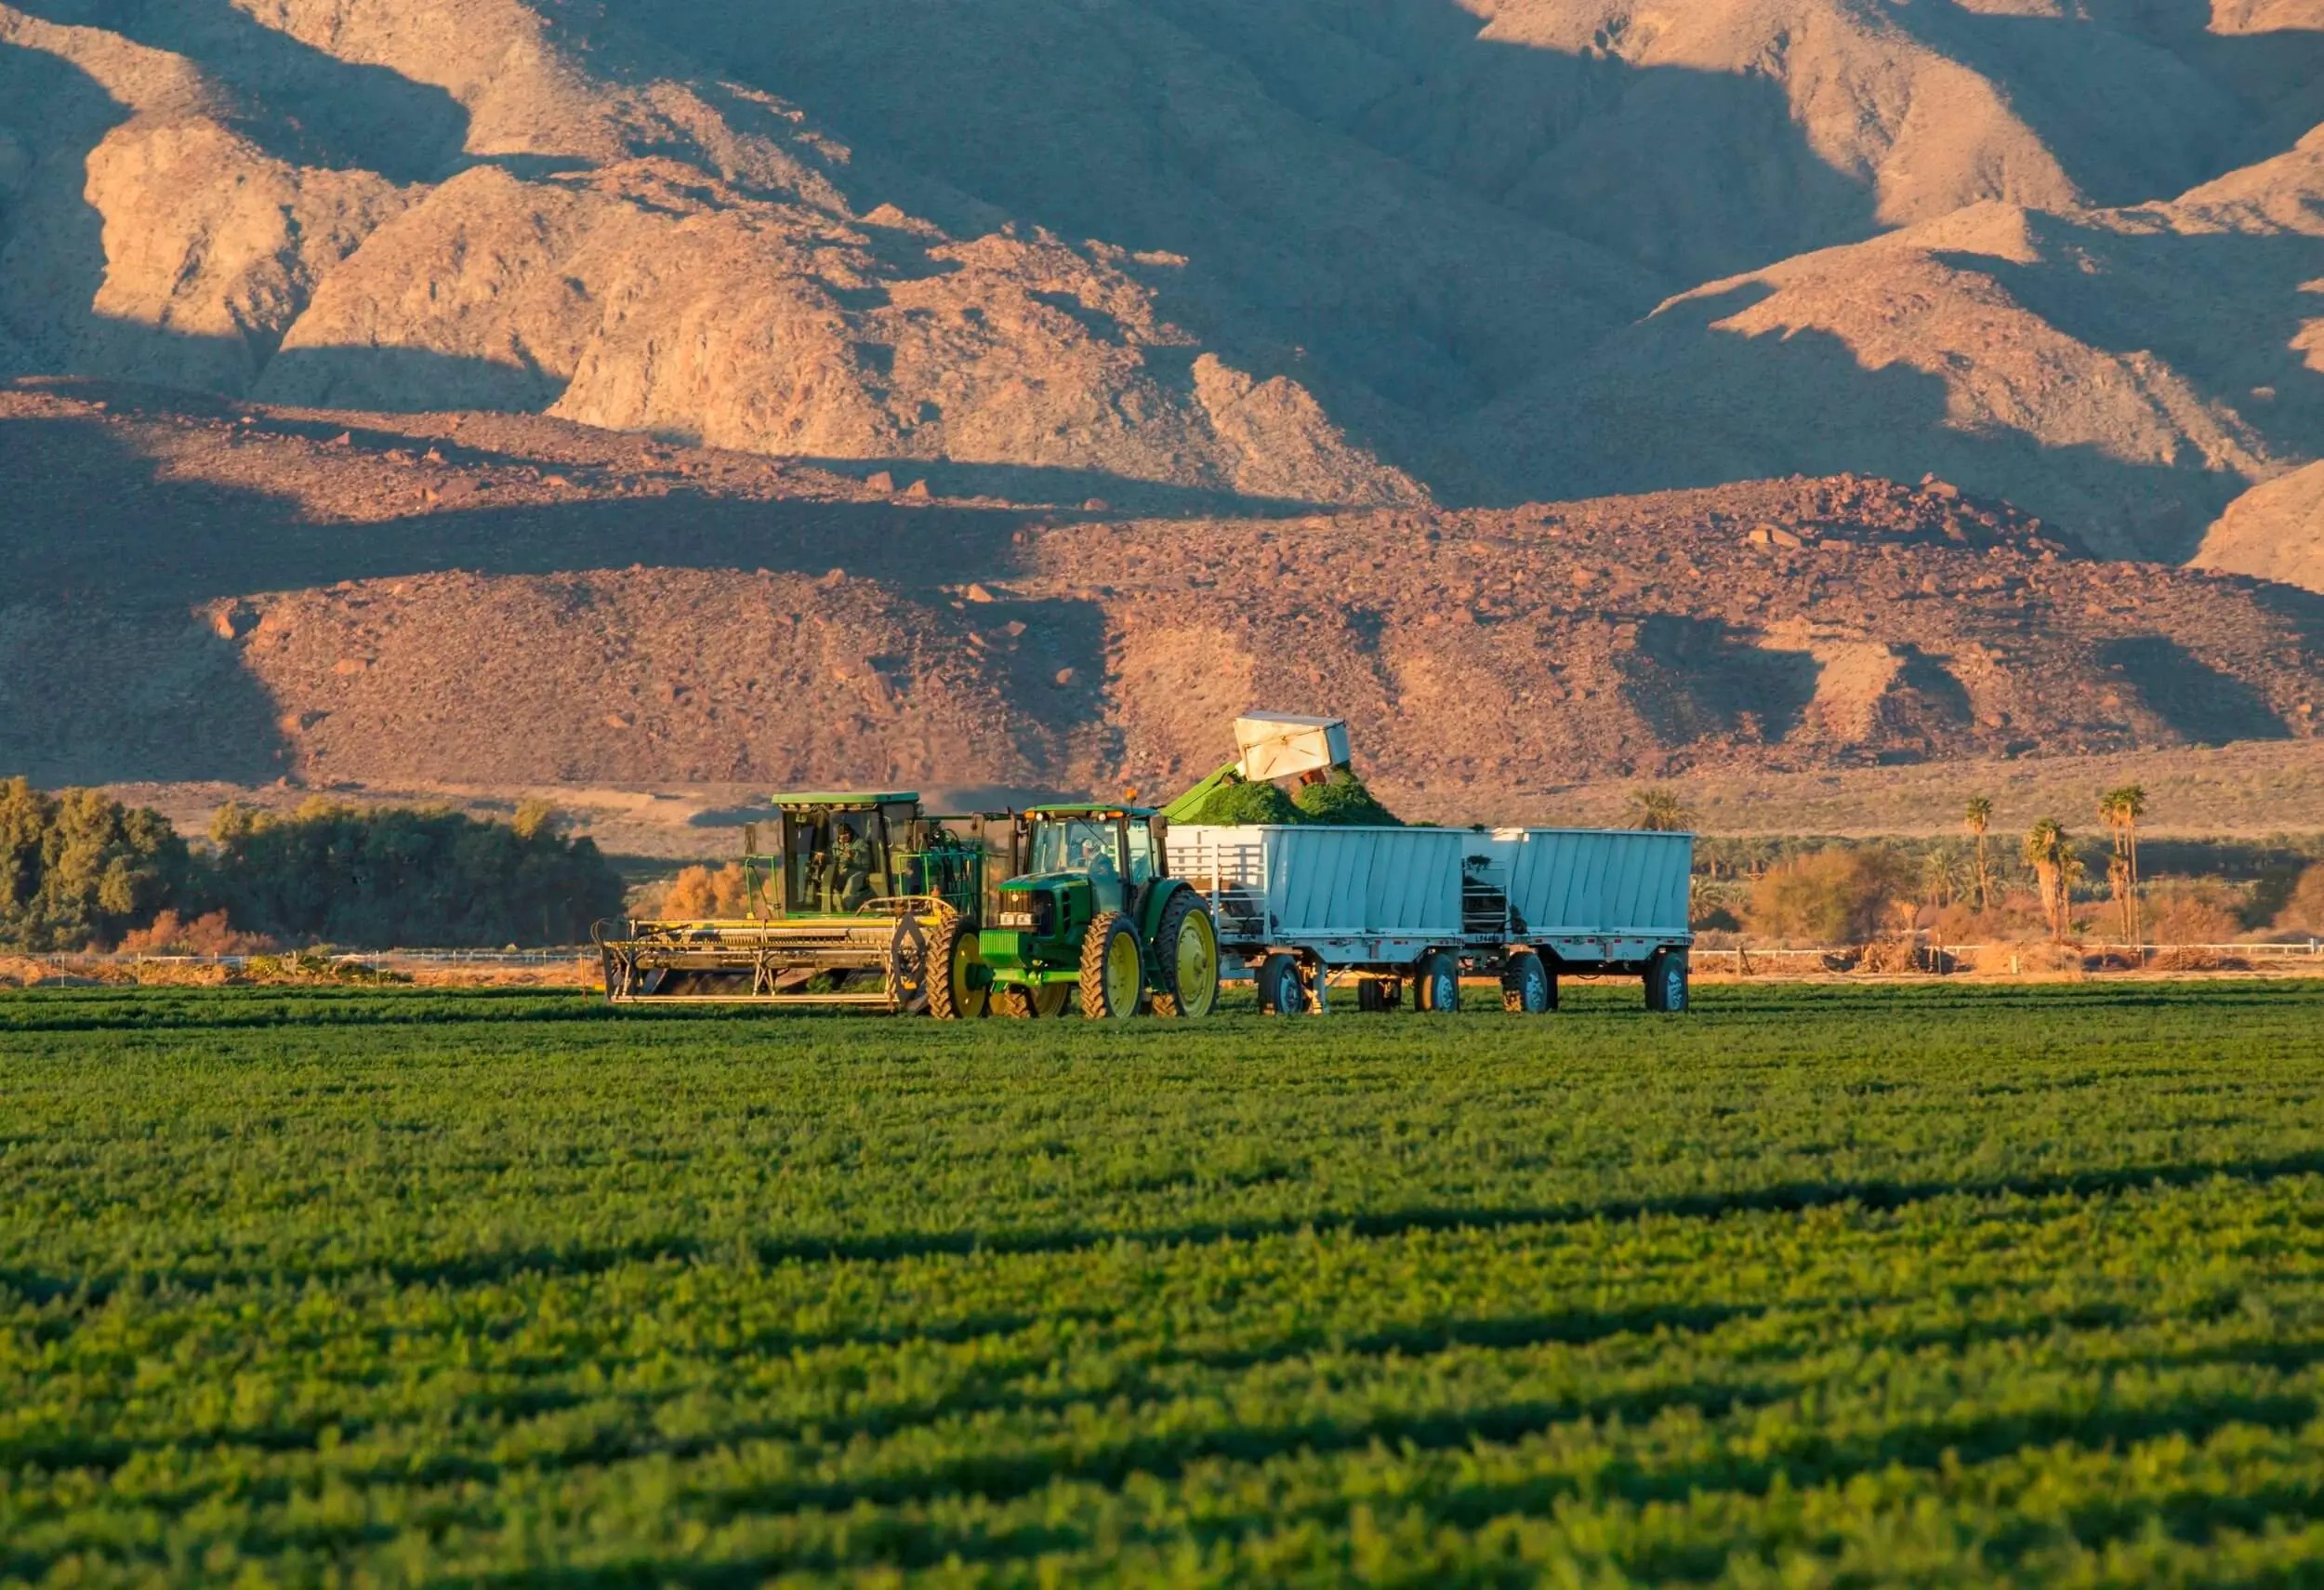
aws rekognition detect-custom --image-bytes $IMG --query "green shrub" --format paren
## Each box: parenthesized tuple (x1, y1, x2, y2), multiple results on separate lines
(0, 778, 191, 949)
(206, 799, 626, 948)
(1746, 847, 1912, 944)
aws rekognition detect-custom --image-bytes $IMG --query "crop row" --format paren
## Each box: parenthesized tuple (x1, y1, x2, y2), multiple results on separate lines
(3, 983, 2321, 1584)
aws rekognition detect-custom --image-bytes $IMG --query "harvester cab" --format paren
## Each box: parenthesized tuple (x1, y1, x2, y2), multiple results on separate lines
(760, 793, 983, 921)
(598, 791, 1006, 1014)
(982, 804, 1220, 1021)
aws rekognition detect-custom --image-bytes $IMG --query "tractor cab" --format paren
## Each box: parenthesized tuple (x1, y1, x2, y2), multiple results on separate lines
(1018, 806, 1160, 917)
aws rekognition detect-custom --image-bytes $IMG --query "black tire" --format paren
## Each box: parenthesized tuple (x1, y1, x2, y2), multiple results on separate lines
(991, 981, 1071, 1018)
(1080, 911, 1144, 1019)
(1148, 892, 1220, 1018)
(1648, 947, 1690, 1014)
(1256, 952, 1308, 1015)
(1413, 951, 1459, 1014)
(925, 915, 988, 1020)
(1501, 948, 1551, 1014)
(887, 914, 934, 1014)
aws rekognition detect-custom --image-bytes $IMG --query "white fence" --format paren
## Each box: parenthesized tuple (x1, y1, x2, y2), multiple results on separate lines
(1690, 941, 2324, 974)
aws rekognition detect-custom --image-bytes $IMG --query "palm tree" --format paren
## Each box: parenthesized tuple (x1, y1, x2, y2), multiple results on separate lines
(2099, 785, 2147, 950)
(1963, 797, 1994, 912)
(2021, 817, 2076, 944)
(1919, 844, 1962, 912)
(1626, 788, 1696, 832)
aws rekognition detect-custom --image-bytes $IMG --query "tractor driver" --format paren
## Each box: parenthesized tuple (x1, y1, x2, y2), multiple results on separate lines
(831, 820, 876, 912)
(1077, 828, 1123, 912)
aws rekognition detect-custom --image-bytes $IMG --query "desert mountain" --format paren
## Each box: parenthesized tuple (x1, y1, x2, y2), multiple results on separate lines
(3, 383, 2317, 812)
(4, 1, 2321, 542)
(1, 0, 2321, 808)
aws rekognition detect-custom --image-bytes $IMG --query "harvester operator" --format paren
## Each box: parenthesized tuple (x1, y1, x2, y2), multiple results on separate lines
(831, 821, 876, 912)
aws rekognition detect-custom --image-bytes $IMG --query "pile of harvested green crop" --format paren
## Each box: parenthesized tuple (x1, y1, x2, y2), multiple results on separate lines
(1169, 768, 1402, 827)
(1169, 775, 1302, 826)
(1293, 769, 1402, 826)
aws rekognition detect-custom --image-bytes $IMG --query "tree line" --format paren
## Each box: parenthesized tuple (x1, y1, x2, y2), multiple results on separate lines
(0, 779, 625, 951)
(1631, 783, 2324, 946)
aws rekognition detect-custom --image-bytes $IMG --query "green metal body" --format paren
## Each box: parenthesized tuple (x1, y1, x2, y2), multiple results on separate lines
(980, 805, 1193, 989)
(598, 792, 1009, 1005)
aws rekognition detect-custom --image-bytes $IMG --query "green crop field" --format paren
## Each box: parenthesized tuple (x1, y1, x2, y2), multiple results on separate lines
(5, 984, 2324, 1586)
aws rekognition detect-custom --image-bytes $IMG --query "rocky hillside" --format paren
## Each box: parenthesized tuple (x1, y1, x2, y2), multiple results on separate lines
(3, 383, 2316, 813)
(2, 1, 2322, 809)
(2, 0, 2321, 572)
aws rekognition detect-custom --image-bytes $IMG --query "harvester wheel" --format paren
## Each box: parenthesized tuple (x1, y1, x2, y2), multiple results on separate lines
(992, 981, 1071, 1018)
(1147, 894, 1219, 1018)
(1256, 952, 1308, 1015)
(1080, 911, 1145, 1019)
(1501, 949, 1552, 1014)
(926, 915, 988, 1020)
(1413, 951, 1460, 1014)
(886, 914, 933, 1014)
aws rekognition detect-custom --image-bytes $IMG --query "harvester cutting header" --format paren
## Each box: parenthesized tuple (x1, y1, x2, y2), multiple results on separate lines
(597, 711, 1694, 1015)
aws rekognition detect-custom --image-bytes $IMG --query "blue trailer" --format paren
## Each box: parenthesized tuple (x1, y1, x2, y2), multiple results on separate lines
(1164, 822, 1694, 1014)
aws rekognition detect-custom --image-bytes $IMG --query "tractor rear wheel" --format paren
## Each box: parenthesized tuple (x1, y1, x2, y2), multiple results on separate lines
(926, 915, 987, 1020)
(1080, 911, 1145, 1019)
(1148, 894, 1219, 1018)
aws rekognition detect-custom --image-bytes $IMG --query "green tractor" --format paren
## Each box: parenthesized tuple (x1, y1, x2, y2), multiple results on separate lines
(597, 792, 1003, 1014)
(982, 804, 1221, 1019)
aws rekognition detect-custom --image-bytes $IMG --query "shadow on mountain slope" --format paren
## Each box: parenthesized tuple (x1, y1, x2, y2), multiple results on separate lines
(1955, 230, 2324, 470)
(1470, 280, 2274, 561)
(8, 0, 469, 182)
(570, 0, 1879, 455)
(0, 407, 1053, 609)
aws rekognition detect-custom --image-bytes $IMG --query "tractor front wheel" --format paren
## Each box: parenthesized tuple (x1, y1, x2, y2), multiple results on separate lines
(1148, 894, 1219, 1018)
(926, 916, 988, 1020)
(992, 980, 1071, 1018)
(1080, 911, 1145, 1019)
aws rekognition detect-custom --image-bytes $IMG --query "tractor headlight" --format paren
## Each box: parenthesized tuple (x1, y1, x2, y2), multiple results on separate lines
(997, 909, 1036, 929)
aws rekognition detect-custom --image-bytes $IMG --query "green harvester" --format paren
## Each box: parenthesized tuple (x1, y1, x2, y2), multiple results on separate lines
(596, 792, 1007, 1014)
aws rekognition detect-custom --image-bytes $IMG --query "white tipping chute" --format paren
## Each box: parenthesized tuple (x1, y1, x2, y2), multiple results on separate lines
(1233, 712, 1351, 783)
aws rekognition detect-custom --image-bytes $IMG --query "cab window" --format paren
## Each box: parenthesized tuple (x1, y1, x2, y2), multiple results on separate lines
(1124, 821, 1155, 890)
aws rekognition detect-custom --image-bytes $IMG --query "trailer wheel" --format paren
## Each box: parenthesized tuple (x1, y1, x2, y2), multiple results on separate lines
(1646, 947, 1690, 1013)
(1501, 949, 1552, 1014)
(1148, 893, 1219, 1018)
(1257, 952, 1308, 1015)
(1080, 911, 1145, 1019)
(925, 916, 988, 1020)
(1414, 952, 1460, 1013)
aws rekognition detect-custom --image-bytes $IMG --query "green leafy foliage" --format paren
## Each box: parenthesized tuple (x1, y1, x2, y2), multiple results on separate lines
(1290, 768, 1401, 826)
(0, 778, 190, 949)
(3, 983, 2322, 1583)
(1747, 846, 1914, 942)
(205, 798, 626, 947)
(1169, 773, 1302, 825)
